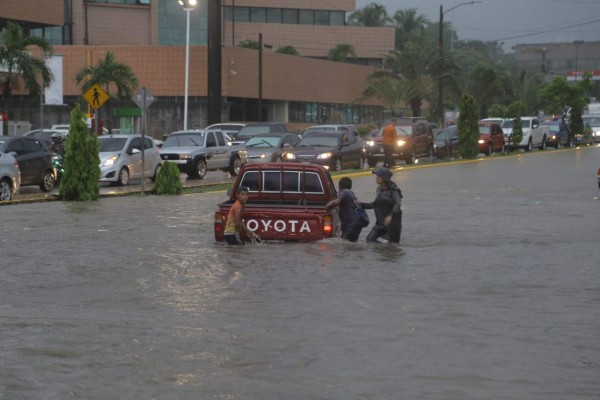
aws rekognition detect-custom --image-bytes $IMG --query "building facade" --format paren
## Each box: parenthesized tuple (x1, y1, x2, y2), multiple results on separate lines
(1, 0, 395, 137)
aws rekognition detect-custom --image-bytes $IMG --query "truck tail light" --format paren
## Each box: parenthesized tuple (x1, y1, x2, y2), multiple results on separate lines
(214, 212, 225, 241)
(323, 215, 333, 237)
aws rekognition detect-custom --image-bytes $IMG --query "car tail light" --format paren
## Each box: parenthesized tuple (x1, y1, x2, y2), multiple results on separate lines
(214, 212, 225, 241)
(323, 215, 333, 237)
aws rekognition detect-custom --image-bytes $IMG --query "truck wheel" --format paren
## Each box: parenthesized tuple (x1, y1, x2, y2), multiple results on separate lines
(367, 156, 377, 168)
(332, 158, 342, 171)
(228, 156, 242, 176)
(526, 139, 533, 152)
(0, 178, 14, 201)
(188, 159, 207, 179)
(39, 170, 55, 192)
(540, 137, 546, 150)
(405, 147, 416, 164)
(151, 164, 161, 182)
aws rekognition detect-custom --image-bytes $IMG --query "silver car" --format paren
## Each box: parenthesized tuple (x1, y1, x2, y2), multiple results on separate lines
(98, 134, 162, 186)
(0, 152, 21, 201)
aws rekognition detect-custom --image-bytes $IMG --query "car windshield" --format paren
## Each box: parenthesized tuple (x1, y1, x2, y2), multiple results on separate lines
(238, 126, 272, 138)
(306, 127, 336, 134)
(299, 136, 339, 147)
(479, 126, 491, 134)
(163, 133, 205, 147)
(502, 120, 514, 129)
(436, 130, 450, 140)
(99, 138, 128, 152)
(245, 137, 281, 148)
(0, 140, 8, 151)
(583, 116, 600, 126)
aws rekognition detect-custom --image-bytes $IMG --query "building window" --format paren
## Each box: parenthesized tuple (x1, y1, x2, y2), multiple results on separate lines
(330, 11, 345, 26)
(234, 7, 250, 22)
(314, 11, 329, 25)
(299, 10, 314, 25)
(267, 9, 282, 23)
(282, 9, 298, 24)
(289, 102, 382, 125)
(251, 7, 267, 23)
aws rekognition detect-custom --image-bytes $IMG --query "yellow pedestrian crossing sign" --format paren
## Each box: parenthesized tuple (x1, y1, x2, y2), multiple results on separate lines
(83, 83, 109, 109)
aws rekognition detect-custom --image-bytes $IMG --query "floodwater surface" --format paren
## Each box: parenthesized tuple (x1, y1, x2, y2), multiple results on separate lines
(1, 147, 599, 399)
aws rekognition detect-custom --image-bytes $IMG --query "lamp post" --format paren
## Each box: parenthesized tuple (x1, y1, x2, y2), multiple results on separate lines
(178, 0, 196, 130)
(438, 1, 482, 127)
(573, 40, 584, 82)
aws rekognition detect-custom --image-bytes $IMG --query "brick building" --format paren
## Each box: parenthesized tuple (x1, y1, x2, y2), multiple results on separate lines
(1, 0, 396, 136)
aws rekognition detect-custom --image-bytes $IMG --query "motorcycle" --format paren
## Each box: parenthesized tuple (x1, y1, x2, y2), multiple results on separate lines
(53, 153, 64, 184)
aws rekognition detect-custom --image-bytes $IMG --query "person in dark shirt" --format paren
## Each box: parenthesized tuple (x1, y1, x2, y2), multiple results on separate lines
(361, 167, 403, 244)
(325, 177, 364, 242)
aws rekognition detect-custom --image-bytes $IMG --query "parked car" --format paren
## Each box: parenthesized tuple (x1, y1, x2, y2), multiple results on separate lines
(434, 125, 459, 158)
(282, 130, 364, 171)
(365, 120, 434, 166)
(0, 152, 21, 201)
(244, 133, 300, 163)
(542, 120, 569, 148)
(582, 115, 600, 143)
(502, 117, 548, 151)
(478, 122, 505, 155)
(24, 129, 66, 149)
(0, 136, 55, 192)
(480, 117, 505, 126)
(160, 130, 248, 179)
(204, 122, 246, 139)
(303, 124, 359, 137)
(232, 122, 288, 145)
(98, 134, 163, 186)
(598, 167, 600, 190)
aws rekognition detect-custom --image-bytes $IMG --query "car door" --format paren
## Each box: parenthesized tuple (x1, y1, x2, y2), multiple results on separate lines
(339, 132, 361, 166)
(5, 139, 33, 185)
(127, 137, 143, 179)
(142, 137, 158, 175)
(205, 131, 228, 169)
(491, 124, 504, 151)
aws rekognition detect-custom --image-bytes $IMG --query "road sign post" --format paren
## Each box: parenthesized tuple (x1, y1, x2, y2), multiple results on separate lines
(132, 87, 155, 196)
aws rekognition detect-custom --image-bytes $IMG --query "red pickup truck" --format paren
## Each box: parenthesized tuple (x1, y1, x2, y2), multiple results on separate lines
(214, 162, 339, 242)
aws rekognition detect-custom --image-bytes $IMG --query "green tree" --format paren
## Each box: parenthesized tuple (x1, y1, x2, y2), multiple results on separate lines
(152, 161, 183, 195)
(238, 39, 260, 50)
(457, 94, 479, 159)
(356, 73, 404, 116)
(392, 8, 430, 50)
(75, 51, 138, 132)
(275, 45, 299, 56)
(0, 22, 54, 103)
(60, 103, 100, 201)
(539, 74, 593, 145)
(510, 116, 524, 150)
(327, 43, 357, 63)
(347, 3, 391, 27)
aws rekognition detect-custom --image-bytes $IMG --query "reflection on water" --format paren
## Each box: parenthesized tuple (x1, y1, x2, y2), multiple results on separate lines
(1, 147, 599, 399)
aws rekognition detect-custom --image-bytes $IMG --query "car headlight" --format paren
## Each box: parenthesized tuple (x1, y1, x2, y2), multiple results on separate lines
(317, 152, 333, 160)
(179, 153, 192, 160)
(550, 135, 557, 140)
(367, 140, 375, 146)
(594, 130, 600, 137)
(397, 140, 406, 147)
(258, 154, 266, 159)
(284, 153, 296, 160)
(478, 139, 485, 144)
(102, 154, 120, 167)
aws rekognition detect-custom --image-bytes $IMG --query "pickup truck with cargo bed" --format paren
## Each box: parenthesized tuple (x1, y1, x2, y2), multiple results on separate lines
(214, 162, 339, 242)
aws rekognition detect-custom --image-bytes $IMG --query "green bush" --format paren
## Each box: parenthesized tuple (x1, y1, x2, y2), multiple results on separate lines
(152, 161, 183, 195)
(59, 103, 100, 201)
(511, 116, 524, 149)
(457, 94, 480, 159)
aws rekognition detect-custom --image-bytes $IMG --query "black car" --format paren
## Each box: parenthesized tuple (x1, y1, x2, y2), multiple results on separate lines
(542, 120, 569, 148)
(282, 131, 365, 171)
(434, 125, 459, 158)
(0, 136, 55, 191)
(244, 133, 300, 163)
(232, 122, 288, 145)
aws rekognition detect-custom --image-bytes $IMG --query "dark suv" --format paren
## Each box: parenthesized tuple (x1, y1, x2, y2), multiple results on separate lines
(232, 122, 288, 145)
(365, 120, 435, 166)
(0, 136, 55, 192)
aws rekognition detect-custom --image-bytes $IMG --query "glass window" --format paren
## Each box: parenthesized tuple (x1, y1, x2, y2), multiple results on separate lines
(330, 11, 345, 26)
(223, 6, 233, 21)
(263, 171, 281, 192)
(206, 132, 217, 147)
(282, 9, 298, 24)
(315, 11, 329, 25)
(240, 171, 259, 192)
(304, 172, 324, 194)
(282, 171, 300, 192)
(234, 7, 250, 22)
(267, 9, 282, 23)
(216, 132, 226, 146)
(23, 139, 40, 153)
(299, 10, 314, 25)
(251, 8, 267, 23)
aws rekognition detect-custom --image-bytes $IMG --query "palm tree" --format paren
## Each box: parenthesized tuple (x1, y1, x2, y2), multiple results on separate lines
(327, 44, 356, 63)
(356, 72, 404, 116)
(392, 8, 430, 50)
(0, 22, 54, 103)
(347, 3, 391, 27)
(75, 51, 138, 132)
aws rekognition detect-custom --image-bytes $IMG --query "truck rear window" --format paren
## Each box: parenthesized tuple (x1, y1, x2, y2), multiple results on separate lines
(238, 170, 324, 194)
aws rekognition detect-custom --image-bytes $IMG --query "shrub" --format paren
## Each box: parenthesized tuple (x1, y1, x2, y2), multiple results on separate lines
(152, 161, 183, 195)
(457, 94, 480, 159)
(59, 103, 100, 201)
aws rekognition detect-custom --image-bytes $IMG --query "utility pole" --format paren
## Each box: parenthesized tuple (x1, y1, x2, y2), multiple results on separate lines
(207, 0, 222, 125)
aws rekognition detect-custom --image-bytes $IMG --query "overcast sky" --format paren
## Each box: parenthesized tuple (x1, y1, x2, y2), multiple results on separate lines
(355, 0, 600, 51)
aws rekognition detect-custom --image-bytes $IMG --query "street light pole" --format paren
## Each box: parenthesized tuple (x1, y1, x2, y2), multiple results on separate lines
(438, 1, 482, 127)
(178, 0, 197, 130)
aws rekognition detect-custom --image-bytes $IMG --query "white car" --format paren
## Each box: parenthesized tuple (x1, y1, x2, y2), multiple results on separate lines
(582, 115, 600, 143)
(0, 152, 21, 201)
(98, 134, 162, 185)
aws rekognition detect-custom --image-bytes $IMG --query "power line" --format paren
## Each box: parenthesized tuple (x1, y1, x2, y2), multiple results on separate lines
(491, 17, 600, 42)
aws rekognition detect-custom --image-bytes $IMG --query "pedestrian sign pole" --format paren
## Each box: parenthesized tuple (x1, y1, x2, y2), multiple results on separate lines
(132, 87, 155, 196)
(83, 83, 109, 135)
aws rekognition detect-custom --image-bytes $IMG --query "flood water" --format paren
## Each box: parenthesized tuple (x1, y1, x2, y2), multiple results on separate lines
(1, 147, 599, 399)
